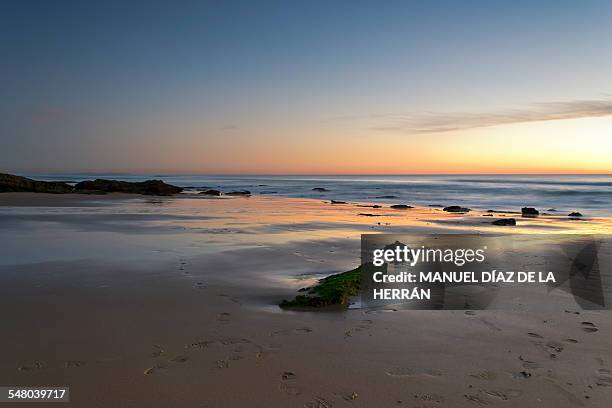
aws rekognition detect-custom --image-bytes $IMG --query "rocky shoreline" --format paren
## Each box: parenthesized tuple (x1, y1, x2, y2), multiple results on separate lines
(0, 173, 182, 196)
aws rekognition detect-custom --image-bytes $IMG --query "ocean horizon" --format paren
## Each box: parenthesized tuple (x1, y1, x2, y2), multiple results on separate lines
(20, 173, 612, 217)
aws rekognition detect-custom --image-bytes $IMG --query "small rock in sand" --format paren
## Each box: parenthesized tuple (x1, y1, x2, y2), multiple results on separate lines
(390, 204, 413, 209)
(443, 205, 470, 213)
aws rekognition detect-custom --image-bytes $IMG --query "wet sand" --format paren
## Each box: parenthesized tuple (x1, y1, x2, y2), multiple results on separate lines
(0, 193, 611, 407)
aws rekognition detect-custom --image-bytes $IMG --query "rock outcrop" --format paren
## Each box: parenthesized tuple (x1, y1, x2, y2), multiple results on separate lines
(390, 204, 413, 209)
(74, 179, 182, 196)
(0, 173, 73, 193)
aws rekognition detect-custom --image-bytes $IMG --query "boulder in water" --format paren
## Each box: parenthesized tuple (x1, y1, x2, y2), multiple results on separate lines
(521, 207, 539, 216)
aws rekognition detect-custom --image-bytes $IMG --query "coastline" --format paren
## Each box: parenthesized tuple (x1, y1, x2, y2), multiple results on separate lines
(0, 193, 611, 406)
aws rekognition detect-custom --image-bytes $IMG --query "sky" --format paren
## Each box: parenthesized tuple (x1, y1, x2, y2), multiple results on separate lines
(1, 0, 612, 174)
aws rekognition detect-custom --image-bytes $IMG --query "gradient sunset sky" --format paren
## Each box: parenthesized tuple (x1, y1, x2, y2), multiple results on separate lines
(1, 1, 612, 174)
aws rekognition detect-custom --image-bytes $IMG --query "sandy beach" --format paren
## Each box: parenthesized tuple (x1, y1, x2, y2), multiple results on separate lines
(0, 193, 610, 407)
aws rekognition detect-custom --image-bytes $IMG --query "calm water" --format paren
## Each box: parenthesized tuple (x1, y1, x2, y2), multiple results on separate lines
(25, 174, 612, 217)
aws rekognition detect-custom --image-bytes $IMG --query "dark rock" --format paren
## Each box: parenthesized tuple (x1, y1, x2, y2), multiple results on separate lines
(390, 204, 413, 209)
(0, 173, 74, 193)
(259, 191, 278, 195)
(74, 179, 182, 196)
(375, 195, 397, 199)
(547, 208, 557, 212)
(428, 204, 443, 207)
(492, 218, 516, 226)
(568, 212, 583, 217)
(521, 207, 539, 216)
(358, 213, 381, 217)
(200, 189, 221, 196)
(331, 200, 347, 204)
(482, 214, 493, 217)
(357, 204, 382, 208)
(225, 190, 251, 196)
(312, 187, 329, 192)
(443, 205, 471, 213)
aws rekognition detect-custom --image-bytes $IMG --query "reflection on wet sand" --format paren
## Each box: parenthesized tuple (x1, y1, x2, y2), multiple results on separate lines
(0, 193, 611, 407)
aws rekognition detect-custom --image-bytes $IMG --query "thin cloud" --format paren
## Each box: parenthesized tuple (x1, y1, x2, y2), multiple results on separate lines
(370, 97, 612, 134)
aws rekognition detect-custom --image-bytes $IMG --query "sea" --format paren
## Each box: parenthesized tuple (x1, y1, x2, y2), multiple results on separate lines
(23, 173, 612, 217)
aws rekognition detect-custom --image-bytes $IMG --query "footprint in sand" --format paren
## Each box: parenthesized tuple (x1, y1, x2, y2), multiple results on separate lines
(64, 360, 85, 368)
(469, 371, 497, 381)
(169, 355, 188, 363)
(563, 338, 579, 344)
(144, 364, 168, 375)
(304, 396, 333, 408)
(151, 344, 164, 357)
(344, 319, 373, 338)
(186, 340, 213, 350)
(17, 361, 45, 372)
(527, 332, 544, 339)
(219, 337, 251, 346)
(479, 318, 502, 332)
(386, 367, 442, 377)
(193, 282, 206, 290)
(411, 393, 443, 403)
(484, 389, 522, 401)
(546, 341, 564, 353)
(463, 394, 489, 405)
(216, 359, 229, 369)
(512, 371, 532, 379)
(271, 328, 313, 336)
(255, 343, 281, 360)
(216, 312, 231, 323)
(595, 368, 612, 386)
(333, 391, 359, 402)
(518, 355, 541, 370)
(581, 322, 598, 333)
(279, 371, 301, 396)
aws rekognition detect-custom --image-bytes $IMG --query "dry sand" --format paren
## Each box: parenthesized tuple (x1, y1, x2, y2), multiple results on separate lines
(0, 193, 610, 407)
